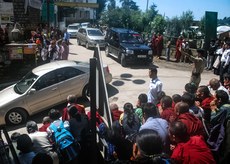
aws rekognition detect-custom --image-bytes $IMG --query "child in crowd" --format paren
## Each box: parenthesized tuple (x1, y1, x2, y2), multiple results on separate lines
(39, 116, 52, 132)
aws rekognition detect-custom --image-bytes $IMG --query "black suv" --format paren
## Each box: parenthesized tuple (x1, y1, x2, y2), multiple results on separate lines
(105, 28, 153, 67)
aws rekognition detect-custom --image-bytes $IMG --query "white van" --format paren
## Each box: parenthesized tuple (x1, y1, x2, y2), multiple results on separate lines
(81, 22, 91, 28)
(67, 23, 81, 38)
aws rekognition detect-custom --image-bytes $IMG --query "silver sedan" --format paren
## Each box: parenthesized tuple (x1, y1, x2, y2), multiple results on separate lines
(0, 60, 112, 125)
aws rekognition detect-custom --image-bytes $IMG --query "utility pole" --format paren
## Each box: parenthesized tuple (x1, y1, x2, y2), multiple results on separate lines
(146, 0, 149, 12)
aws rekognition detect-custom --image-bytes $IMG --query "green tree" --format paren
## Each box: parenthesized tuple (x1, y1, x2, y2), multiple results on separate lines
(165, 16, 182, 37)
(107, 0, 116, 10)
(141, 3, 158, 33)
(147, 3, 158, 21)
(180, 10, 194, 30)
(151, 14, 166, 34)
(96, 0, 107, 19)
(100, 8, 124, 28)
(199, 16, 205, 35)
(120, 0, 139, 10)
(129, 10, 143, 31)
(218, 17, 230, 25)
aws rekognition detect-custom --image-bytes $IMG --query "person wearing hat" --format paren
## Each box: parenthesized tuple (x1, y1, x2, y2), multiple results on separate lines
(182, 48, 206, 87)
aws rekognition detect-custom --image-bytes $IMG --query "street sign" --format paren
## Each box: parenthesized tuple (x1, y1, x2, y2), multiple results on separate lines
(205, 11, 217, 50)
(42, 2, 55, 22)
(54, 2, 99, 8)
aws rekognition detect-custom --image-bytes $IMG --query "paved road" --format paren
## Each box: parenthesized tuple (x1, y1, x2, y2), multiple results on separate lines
(5, 38, 218, 135)
(68, 39, 218, 108)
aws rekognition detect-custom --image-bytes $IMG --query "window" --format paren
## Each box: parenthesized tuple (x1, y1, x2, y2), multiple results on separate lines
(14, 72, 38, 94)
(56, 67, 84, 82)
(33, 71, 57, 90)
(79, 28, 86, 34)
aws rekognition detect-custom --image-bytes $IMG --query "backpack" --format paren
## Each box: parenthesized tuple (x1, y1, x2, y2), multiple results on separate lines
(50, 121, 80, 163)
(49, 121, 75, 150)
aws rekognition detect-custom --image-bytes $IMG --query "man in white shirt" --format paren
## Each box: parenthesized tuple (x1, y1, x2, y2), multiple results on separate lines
(209, 78, 230, 100)
(26, 121, 59, 164)
(220, 42, 230, 83)
(147, 67, 163, 105)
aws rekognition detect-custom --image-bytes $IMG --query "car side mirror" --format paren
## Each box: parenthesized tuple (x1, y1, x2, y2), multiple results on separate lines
(28, 88, 36, 95)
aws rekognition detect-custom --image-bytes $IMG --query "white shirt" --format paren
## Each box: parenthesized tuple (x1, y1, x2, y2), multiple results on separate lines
(217, 85, 230, 100)
(147, 77, 163, 105)
(220, 49, 230, 63)
(48, 44, 60, 60)
(216, 48, 223, 55)
(29, 131, 53, 153)
(223, 49, 230, 66)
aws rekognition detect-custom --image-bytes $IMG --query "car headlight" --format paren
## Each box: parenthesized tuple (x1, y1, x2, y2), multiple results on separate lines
(126, 49, 134, 54)
(148, 50, 153, 55)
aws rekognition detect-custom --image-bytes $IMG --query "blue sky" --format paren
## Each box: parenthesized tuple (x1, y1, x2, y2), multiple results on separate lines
(132, 0, 230, 20)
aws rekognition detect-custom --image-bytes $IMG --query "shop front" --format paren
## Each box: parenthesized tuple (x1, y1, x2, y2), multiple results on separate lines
(5, 43, 37, 66)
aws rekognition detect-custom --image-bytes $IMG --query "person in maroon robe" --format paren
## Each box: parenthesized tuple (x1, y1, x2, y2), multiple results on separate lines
(160, 95, 177, 123)
(62, 95, 85, 121)
(151, 33, 157, 56)
(156, 33, 164, 58)
(175, 36, 183, 62)
(196, 85, 214, 125)
(110, 103, 123, 122)
(169, 121, 216, 164)
(175, 102, 205, 137)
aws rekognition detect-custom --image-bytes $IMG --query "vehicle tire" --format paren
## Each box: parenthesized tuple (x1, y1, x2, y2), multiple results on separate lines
(120, 53, 127, 67)
(86, 42, 90, 49)
(105, 46, 110, 57)
(82, 84, 90, 100)
(5, 108, 28, 125)
(77, 39, 81, 46)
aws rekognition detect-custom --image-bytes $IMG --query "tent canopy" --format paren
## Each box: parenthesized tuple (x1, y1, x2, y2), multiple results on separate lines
(217, 26, 230, 34)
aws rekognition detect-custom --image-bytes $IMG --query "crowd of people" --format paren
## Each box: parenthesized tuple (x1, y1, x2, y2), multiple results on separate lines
(100, 68, 230, 164)
(1, 24, 230, 163)
(0, 23, 70, 70)
(5, 62, 230, 164)
(26, 24, 70, 64)
(150, 33, 164, 59)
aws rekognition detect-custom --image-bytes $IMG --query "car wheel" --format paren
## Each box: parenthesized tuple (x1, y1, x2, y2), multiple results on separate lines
(86, 42, 90, 49)
(5, 108, 28, 125)
(82, 84, 90, 100)
(77, 39, 81, 46)
(120, 53, 127, 67)
(105, 46, 110, 57)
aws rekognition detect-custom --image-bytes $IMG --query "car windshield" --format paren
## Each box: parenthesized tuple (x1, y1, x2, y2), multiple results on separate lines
(68, 25, 79, 30)
(120, 33, 144, 44)
(87, 29, 103, 36)
(14, 71, 38, 94)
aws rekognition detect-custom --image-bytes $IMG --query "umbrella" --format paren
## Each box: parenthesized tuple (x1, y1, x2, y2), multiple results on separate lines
(217, 26, 230, 34)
